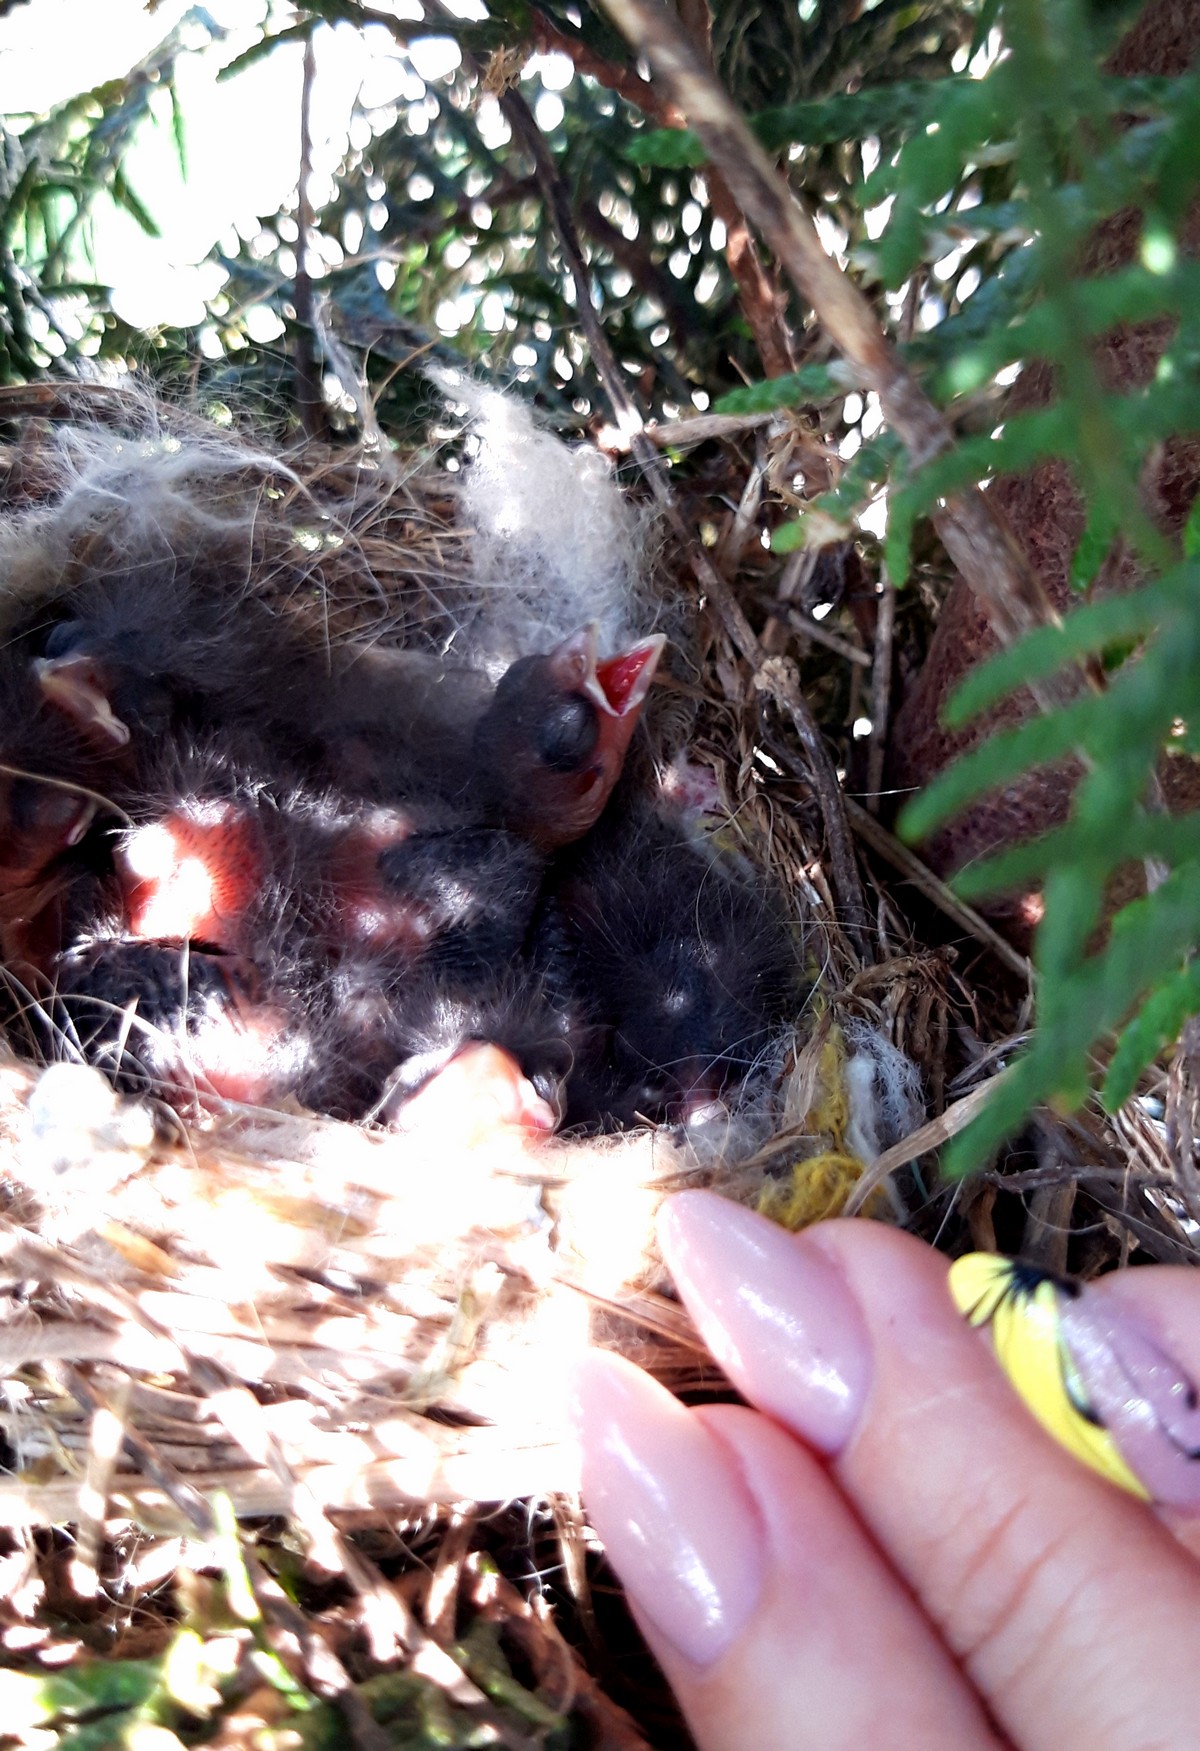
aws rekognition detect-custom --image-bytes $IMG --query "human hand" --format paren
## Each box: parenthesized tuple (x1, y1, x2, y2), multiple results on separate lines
(572, 1192, 1200, 1750)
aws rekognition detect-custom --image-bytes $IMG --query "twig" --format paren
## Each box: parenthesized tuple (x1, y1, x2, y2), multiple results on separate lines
(529, 4, 683, 127)
(676, 0, 798, 379)
(294, 27, 328, 441)
(866, 572, 895, 810)
(577, 196, 704, 337)
(527, 6, 793, 376)
(786, 605, 871, 668)
(843, 794, 1033, 984)
(604, 409, 775, 450)
(706, 173, 798, 377)
(755, 657, 871, 952)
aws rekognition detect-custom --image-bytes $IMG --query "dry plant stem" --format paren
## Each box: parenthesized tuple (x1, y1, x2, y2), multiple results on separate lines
(843, 794, 1032, 983)
(24, 1231, 537, 1743)
(754, 658, 872, 953)
(639, 409, 775, 449)
(57, 1373, 391, 1751)
(1020, 1175, 1077, 1273)
(294, 28, 328, 442)
(786, 605, 870, 667)
(867, 575, 896, 811)
(595, 0, 1079, 698)
(842, 1071, 1011, 1215)
(1166, 1018, 1200, 1215)
(465, 1555, 656, 1751)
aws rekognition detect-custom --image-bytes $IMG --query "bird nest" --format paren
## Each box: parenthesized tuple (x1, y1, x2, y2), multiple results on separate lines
(0, 380, 986, 1743)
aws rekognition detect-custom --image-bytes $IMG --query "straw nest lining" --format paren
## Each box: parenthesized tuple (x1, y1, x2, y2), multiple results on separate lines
(0, 380, 936, 1575)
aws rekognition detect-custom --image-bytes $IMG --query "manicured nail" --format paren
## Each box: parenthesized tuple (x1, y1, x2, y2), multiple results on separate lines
(949, 1253, 1200, 1509)
(1060, 1288, 1200, 1511)
(571, 1350, 765, 1667)
(658, 1190, 872, 1454)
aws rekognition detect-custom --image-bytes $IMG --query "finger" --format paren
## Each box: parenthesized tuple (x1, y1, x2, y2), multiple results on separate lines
(1056, 1262, 1200, 1513)
(658, 1192, 1200, 1751)
(572, 1350, 1002, 1751)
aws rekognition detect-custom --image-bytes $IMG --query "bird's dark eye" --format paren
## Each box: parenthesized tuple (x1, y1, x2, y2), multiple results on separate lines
(535, 693, 598, 773)
(43, 619, 87, 660)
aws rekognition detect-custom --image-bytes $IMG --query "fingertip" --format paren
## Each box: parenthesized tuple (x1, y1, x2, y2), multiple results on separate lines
(657, 1192, 873, 1453)
(570, 1349, 766, 1669)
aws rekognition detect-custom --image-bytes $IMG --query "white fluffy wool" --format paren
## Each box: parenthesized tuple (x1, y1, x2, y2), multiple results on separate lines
(437, 375, 657, 671)
(0, 398, 308, 633)
(840, 1016, 926, 1160)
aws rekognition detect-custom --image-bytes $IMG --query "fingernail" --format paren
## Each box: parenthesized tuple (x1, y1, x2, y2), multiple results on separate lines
(949, 1254, 1200, 1510)
(658, 1191, 871, 1454)
(571, 1350, 765, 1667)
(1060, 1286, 1200, 1511)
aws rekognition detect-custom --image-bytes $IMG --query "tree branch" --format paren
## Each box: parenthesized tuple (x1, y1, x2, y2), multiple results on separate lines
(293, 27, 329, 440)
(528, 6, 684, 127)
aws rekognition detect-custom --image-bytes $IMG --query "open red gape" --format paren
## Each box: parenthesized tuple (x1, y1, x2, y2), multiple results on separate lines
(594, 634, 666, 718)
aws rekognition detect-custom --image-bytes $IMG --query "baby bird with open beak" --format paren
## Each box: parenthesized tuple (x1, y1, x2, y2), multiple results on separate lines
(315, 622, 664, 853)
(469, 624, 665, 851)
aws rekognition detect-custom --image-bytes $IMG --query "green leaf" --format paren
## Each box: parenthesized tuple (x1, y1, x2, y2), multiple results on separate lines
(1103, 958, 1200, 1108)
(944, 860, 1200, 1176)
(624, 128, 706, 169)
(0, 1662, 161, 1728)
(1069, 494, 1122, 589)
(713, 364, 843, 415)
(943, 565, 1194, 726)
(109, 168, 160, 238)
(883, 489, 918, 586)
(629, 81, 958, 172)
(951, 807, 1200, 901)
(169, 81, 187, 178)
(1184, 495, 1200, 560)
(875, 71, 1010, 285)
(754, 81, 953, 153)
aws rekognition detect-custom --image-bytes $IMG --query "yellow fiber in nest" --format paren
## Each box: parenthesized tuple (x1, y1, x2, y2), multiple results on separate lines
(758, 1025, 890, 1228)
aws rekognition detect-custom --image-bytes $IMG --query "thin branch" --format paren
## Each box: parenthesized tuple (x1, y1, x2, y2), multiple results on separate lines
(755, 658, 873, 952)
(577, 195, 706, 337)
(294, 27, 329, 440)
(786, 604, 870, 668)
(533, 0, 797, 376)
(529, 5, 683, 127)
(496, 75, 873, 955)
(866, 572, 895, 810)
(843, 794, 1032, 983)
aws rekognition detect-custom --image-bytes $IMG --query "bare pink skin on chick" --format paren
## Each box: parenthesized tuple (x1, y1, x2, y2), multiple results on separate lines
(117, 802, 266, 950)
(186, 991, 301, 1107)
(324, 807, 434, 954)
(389, 1042, 557, 1147)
